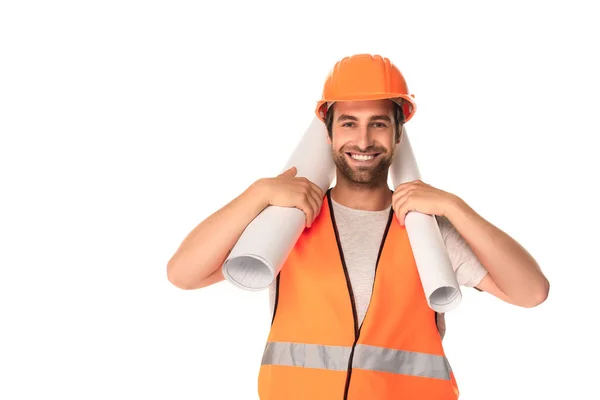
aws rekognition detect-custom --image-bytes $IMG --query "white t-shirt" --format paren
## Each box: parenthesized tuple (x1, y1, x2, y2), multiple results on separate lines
(269, 197, 488, 339)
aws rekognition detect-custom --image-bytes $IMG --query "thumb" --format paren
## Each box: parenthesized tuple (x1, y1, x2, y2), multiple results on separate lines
(279, 166, 297, 177)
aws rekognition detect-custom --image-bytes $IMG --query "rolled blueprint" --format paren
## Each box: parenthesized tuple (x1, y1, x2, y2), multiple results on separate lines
(222, 117, 336, 290)
(389, 126, 462, 312)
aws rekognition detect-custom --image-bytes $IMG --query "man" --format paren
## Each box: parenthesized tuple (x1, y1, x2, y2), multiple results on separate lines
(167, 54, 549, 399)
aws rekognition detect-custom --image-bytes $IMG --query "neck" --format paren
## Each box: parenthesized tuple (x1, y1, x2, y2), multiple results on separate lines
(330, 174, 392, 211)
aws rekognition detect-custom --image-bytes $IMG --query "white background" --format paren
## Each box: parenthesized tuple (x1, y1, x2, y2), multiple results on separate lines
(1, 0, 599, 399)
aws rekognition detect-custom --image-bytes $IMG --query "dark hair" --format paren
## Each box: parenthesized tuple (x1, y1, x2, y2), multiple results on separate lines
(324, 101, 406, 142)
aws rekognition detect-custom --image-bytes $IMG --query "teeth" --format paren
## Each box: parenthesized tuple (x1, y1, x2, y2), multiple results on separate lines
(350, 154, 375, 161)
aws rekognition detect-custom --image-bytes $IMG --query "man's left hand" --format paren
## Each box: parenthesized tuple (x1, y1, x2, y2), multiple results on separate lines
(392, 180, 459, 226)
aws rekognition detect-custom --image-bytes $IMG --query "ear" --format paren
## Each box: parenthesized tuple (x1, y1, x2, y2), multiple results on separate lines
(324, 124, 332, 145)
(396, 125, 404, 144)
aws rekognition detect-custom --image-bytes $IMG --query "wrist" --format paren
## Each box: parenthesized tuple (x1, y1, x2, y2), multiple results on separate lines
(444, 194, 468, 219)
(444, 195, 478, 228)
(245, 179, 269, 212)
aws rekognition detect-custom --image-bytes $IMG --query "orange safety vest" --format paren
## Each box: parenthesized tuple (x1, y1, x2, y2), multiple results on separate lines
(258, 190, 460, 399)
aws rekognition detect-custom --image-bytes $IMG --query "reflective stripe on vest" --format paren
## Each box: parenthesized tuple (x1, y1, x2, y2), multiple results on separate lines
(262, 341, 451, 380)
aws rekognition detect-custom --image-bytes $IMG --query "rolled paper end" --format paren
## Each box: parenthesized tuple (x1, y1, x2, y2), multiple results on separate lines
(429, 286, 462, 313)
(222, 255, 274, 291)
(222, 116, 333, 291)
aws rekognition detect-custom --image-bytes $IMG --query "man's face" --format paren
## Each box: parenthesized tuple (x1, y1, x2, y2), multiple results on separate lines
(327, 99, 398, 186)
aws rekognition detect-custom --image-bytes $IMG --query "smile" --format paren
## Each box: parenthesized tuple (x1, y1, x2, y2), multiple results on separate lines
(346, 153, 380, 161)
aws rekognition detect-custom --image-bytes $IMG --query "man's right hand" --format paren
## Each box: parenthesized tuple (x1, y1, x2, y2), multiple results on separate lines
(256, 166, 324, 228)
(167, 166, 325, 290)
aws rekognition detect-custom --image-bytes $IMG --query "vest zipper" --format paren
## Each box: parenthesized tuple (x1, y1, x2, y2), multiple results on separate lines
(327, 191, 394, 400)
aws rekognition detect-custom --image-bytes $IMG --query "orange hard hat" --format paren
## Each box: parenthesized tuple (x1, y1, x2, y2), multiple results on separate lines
(315, 54, 416, 123)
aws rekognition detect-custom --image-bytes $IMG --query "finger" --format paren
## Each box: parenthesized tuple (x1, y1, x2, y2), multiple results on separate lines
(308, 180, 324, 199)
(307, 182, 324, 220)
(297, 204, 312, 228)
(393, 180, 416, 194)
(295, 178, 322, 225)
(279, 166, 297, 177)
(394, 197, 412, 226)
(393, 184, 417, 203)
(304, 190, 320, 227)
(297, 191, 315, 228)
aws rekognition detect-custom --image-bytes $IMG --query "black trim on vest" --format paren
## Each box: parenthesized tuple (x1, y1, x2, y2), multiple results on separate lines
(360, 204, 394, 334)
(327, 189, 394, 400)
(327, 189, 359, 338)
(271, 273, 280, 326)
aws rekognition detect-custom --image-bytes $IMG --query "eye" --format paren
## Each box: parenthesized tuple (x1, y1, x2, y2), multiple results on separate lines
(371, 122, 388, 128)
(341, 122, 355, 127)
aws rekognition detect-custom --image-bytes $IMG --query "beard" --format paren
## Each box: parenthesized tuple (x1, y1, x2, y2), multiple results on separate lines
(332, 144, 394, 186)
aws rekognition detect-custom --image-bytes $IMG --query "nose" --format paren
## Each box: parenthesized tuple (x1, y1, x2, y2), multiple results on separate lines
(355, 125, 374, 150)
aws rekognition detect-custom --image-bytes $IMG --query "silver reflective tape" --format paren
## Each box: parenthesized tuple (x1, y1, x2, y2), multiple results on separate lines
(353, 344, 451, 380)
(261, 342, 351, 371)
(261, 341, 451, 380)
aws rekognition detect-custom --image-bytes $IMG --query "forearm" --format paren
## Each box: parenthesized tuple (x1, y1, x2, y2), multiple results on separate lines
(167, 181, 267, 289)
(445, 196, 549, 306)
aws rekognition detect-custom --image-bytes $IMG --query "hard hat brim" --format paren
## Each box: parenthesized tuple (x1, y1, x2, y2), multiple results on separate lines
(316, 94, 416, 123)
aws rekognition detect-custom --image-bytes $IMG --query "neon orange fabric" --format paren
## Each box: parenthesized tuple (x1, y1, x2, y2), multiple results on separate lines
(258, 190, 459, 399)
(315, 54, 417, 123)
